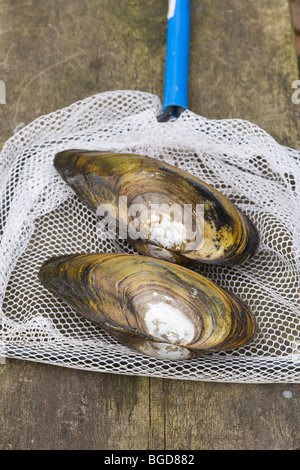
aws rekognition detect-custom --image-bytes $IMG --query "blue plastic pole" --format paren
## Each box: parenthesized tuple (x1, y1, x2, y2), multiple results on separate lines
(163, 0, 190, 113)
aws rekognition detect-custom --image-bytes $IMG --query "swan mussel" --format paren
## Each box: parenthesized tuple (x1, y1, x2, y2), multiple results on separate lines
(54, 150, 259, 267)
(38, 253, 257, 360)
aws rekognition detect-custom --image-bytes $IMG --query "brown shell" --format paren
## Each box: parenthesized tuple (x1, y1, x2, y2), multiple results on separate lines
(38, 253, 257, 360)
(54, 150, 260, 267)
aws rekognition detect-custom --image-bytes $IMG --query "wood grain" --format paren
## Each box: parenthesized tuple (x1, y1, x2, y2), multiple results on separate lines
(0, 0, 299, 450)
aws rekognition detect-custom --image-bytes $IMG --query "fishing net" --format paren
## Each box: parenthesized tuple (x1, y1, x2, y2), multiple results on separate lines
(0, 89, 299, 383)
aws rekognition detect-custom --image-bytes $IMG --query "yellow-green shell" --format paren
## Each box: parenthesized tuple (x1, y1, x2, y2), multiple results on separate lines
(38, 253, 257, 360)
(54, 150, 260, 266)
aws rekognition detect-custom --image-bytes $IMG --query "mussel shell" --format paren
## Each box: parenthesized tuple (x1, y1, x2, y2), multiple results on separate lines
(38, 253, 257, 360)
(54, 150, 259, 266)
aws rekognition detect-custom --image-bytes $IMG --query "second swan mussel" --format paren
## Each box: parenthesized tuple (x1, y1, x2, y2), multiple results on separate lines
(38, 253, 257, 360)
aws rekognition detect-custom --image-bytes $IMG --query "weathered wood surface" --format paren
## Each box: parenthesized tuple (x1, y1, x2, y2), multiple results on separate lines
(0, 0, 300, 450)
(292, 0, 300, 58)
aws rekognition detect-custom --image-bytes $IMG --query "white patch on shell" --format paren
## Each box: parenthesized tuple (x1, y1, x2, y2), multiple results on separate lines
(143, 301, 196, 346)
(137, 341, 192, 361)
(148, 212, 186, 250)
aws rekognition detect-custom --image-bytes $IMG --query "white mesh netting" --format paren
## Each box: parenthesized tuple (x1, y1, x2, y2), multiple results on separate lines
(0, 90, 299, 383)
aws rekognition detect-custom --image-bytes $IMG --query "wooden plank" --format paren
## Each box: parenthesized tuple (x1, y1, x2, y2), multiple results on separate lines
(188, 0, 300, 148)
(291, 0, 300, 57)
(0, 0, 299, 450)
(0, 361, 151, 450)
